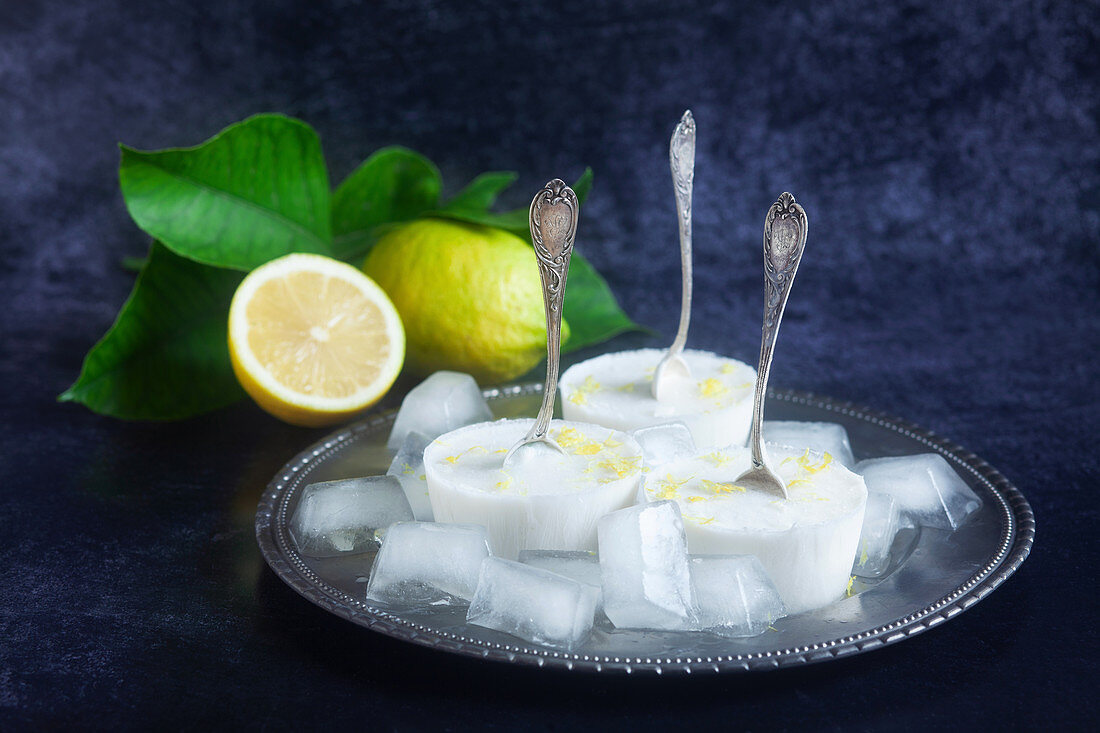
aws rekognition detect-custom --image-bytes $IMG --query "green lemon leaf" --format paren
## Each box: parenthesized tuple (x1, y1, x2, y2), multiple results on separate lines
(429, 168, 594, 237)
(440, 171, 518, 213)
(332, 146, 442, 262)
(59, 242, 245, 420)
(119, 114, 332, 271)
(569, 167, 594, 206)
(120, 255, 147, 272)
(562, 251, 643, 353)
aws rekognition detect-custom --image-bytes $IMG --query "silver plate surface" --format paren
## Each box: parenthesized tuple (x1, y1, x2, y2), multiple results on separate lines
(255, 385, 1034, 675)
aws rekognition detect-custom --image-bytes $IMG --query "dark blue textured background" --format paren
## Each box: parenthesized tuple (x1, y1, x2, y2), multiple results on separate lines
(2, 0, 1098, 728)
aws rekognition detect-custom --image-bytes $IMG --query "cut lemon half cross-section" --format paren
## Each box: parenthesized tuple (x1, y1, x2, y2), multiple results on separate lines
(228, 254, 405, 427)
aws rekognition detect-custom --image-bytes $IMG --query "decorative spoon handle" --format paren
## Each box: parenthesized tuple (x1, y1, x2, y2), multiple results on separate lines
(747, 192, 808, 471)
(668, 109, 695, 357)
(652, 110, 696, 400)
(525, 179, 578, 443)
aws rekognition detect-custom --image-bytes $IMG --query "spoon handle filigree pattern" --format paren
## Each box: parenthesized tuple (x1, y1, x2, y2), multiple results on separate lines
(525, 178, 578, 443)
(667, 109, 695, 357)
(747, 192, 809, 473)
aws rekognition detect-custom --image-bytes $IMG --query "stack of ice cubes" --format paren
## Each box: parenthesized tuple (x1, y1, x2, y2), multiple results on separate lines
(597, 500, 697, 630)
(288, 476, 414, 557)
(764, 420, 857, 469)
(689, 555, 787, 637)
(387, 371, 494, 450)
(365, 522, 491, 606)
(467, 557, 599, 649)
(857, 453, 981, 530)
(286, 370, 1004, 649)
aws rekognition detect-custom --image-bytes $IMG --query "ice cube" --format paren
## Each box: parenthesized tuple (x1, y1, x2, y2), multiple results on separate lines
(689, 555, 787, 637)
(386, 431, 434, 521)
(629, 422, 697, 466)
(365, 522, 491, 606)
(764, 420, 856, 468)
(852, 493, 901, 577)
(856, 454, 982, 530)
(388, 371, 494, 450)
(467, 557, 599, 649)
(517, 549, 603, 612)
(597, 500, 696, 630)
(288, 476, 413, 558)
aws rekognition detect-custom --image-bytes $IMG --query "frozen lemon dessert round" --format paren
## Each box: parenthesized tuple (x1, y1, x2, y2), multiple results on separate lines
(559, 349, 756, 448)
(644, 444, 867, 614)
(424, 419, 644, 559)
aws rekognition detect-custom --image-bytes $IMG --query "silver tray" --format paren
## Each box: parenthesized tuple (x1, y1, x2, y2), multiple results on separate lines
(255, 385, 1034, 675)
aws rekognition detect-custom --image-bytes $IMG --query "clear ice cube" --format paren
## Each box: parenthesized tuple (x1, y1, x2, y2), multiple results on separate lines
(386, 430, 434, 521)
(597, 500, 696, 630)
(852, 492, 901, 577)
(764, 420, 856, 468)
(387, 371, 493, 450)
(629, 422, 697, 466)
(856, 453, 982, 530)
(288, 476, 413, 558)
(689, 555, 787, 637)
(467, 557, 598, 649)
(365, 522, 491, 606)
(517, 549, 603, 612)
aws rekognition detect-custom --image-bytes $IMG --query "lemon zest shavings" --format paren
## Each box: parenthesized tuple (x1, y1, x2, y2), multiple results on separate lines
(782, 449, 835, 490)
(702, 450, 734, 467)
(552, 427, 586, 449)
(445, 445, 488, 464)
(719, 363, 737, 374)
(400, 462, 415, 476)
(796, 449, 833, 474)
(652, 473, 692, 500)
(686, 495, 708, 503)
(617, 383, 636, 393)
(681, 513, 715, 525)
(698, 378, 730, 400)
(700, 478, 745, 495)
(846, 575, 857, 597)
(595, 455, 642, 482)
(494, 473, 514, 492)
(567, 375, 601, 406)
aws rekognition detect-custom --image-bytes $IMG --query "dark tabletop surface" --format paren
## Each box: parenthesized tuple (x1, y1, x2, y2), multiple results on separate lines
(2, 0, 1098, 729)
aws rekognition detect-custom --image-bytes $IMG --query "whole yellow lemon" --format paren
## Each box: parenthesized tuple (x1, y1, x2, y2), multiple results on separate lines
(363, 219, 569, 383)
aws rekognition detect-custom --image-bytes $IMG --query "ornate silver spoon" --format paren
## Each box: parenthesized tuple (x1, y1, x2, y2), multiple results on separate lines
(734, 192, 809, 499)
(504, 179, 579, 464)
(652, 110, 696, 400)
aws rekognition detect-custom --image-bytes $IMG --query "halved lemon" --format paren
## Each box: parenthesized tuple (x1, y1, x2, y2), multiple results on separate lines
(228, 254, 405, 427)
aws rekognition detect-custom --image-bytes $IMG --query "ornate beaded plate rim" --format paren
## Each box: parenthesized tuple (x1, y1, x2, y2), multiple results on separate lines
(255, 385, 1035, 676)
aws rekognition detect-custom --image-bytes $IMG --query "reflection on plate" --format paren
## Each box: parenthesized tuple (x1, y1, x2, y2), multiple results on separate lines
(255, 385, 1033, 675)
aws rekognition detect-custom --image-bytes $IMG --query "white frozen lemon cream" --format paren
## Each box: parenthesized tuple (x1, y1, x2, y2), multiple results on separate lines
(424, 419, 644, 560)
(643, 444, 867, 614)
(559, 348, 756, 448)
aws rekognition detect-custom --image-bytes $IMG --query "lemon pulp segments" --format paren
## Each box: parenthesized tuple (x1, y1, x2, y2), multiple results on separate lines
(229, 254, 405, 426)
